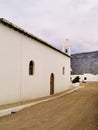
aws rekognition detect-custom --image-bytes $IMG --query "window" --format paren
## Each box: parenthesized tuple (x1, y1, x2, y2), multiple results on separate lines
(62, 66, 65, 75)
(29, 61, 34, 75)
(84, 77, 87, 80)
(65, 49, 68, 53)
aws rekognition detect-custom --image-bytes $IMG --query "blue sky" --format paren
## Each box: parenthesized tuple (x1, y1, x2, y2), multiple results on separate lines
(0, 0, 98, 54)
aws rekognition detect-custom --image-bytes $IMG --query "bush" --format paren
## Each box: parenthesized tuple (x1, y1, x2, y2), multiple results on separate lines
(72, 76, 80, 83)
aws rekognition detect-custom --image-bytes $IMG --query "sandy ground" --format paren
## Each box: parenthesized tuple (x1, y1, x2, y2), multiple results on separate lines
(0, 82, 98, 130)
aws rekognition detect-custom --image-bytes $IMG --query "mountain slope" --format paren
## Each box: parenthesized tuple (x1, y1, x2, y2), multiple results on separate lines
(71, 51, 98, 75)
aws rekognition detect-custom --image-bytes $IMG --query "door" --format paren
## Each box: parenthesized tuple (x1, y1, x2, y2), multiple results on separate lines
(50, 73, 54, 95)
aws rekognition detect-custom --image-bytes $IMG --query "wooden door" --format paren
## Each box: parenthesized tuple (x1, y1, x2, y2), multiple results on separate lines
(50, 73, 54, 95)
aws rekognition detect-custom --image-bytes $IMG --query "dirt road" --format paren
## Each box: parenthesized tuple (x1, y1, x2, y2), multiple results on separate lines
(0, 82, 98, 130)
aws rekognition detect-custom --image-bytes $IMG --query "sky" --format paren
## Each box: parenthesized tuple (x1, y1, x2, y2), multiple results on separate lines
(0, 0, 98, 54)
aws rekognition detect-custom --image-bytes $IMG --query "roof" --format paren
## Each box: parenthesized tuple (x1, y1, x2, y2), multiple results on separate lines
(0, 18, 70, 58)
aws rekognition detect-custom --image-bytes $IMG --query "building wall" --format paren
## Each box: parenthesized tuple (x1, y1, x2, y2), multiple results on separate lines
(83, 74, 98, 82)
(71, 73, 98, 82)
(0, 24, 21, 105)
(0, 23, 70, 105)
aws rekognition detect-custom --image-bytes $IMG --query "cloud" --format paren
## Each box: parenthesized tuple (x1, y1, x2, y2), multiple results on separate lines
(0, 0, 98, 54)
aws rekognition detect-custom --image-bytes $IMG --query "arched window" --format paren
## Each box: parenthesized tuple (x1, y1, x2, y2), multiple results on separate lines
(62, 66, 65, 75)
(65, 49, 68, 53)
(84, 77, 87, 80)
(29, 61, 34, 75)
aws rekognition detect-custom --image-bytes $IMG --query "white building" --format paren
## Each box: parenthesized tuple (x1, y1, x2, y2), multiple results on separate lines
(62, 39, 71, 55)
(71, 73, 98, 82)
(0, 18, 71, 106)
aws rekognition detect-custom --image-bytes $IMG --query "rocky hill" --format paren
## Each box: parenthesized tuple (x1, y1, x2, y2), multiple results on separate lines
(71, 51, 98, 75)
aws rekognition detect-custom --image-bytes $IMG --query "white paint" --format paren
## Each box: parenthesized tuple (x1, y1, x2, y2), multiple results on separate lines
(0, 86, 84, 117)
(0, 21, 70, 106)
(71, 83, 80, 87)
(71, 73, 98, 82)
(62, 39, 71, 56)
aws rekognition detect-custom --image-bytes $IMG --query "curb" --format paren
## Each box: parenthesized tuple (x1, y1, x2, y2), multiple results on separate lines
(0, 86, 84, 117)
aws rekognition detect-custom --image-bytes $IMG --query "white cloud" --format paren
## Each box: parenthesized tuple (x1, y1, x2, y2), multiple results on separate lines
(0, 0, 98, 54)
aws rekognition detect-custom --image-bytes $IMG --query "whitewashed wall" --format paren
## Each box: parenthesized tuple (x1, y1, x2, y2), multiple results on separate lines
(83, 73, 98, 82)
(0, 23, 70, 105)
(0, 24, 21, 105)
(71, 73, 98, 82)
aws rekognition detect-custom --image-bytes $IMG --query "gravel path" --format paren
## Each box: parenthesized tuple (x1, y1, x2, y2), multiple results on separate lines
(0, 82, 98, 130)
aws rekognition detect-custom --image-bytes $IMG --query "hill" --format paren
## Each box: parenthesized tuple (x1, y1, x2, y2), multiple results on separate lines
(71, 51, 98, 75)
